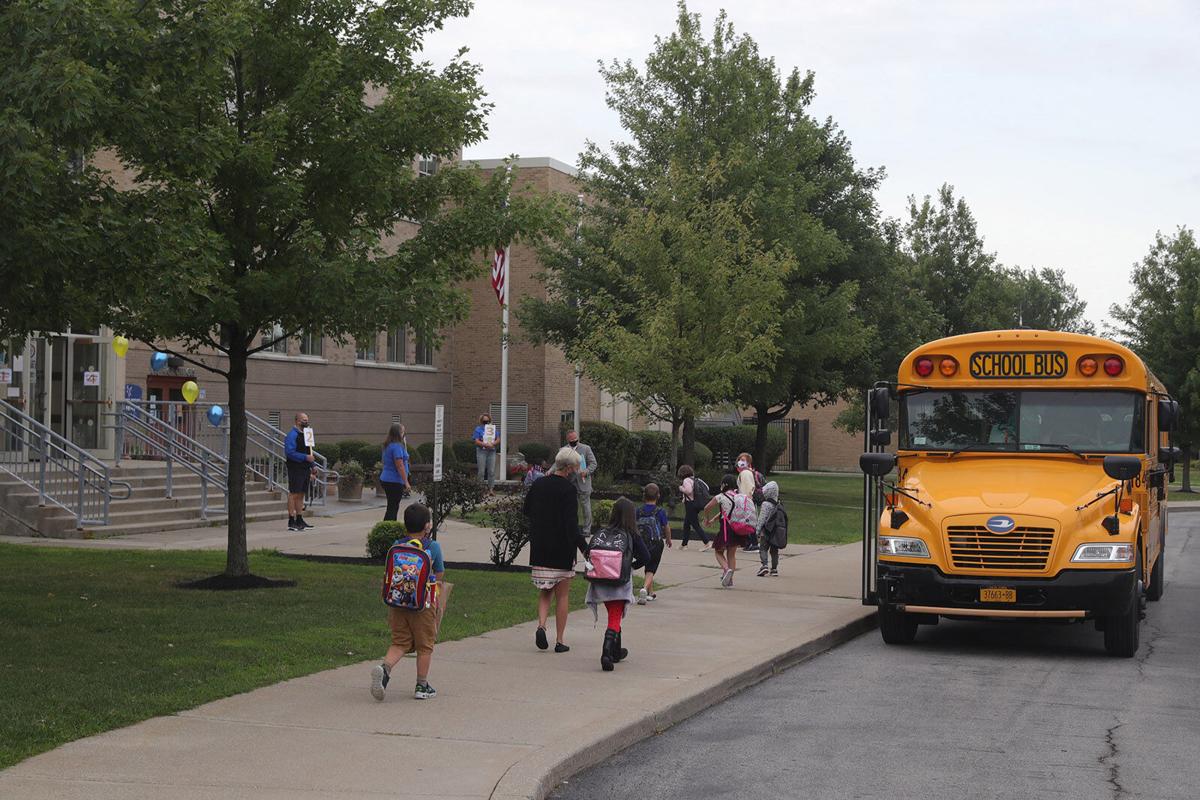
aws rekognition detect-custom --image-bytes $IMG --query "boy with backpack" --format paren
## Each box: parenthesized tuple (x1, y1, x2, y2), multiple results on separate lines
(635, 483, 672, 604)
(676, 465, 711, 550)
(371, 503, 444, 701)
(755, 481, 788, 576)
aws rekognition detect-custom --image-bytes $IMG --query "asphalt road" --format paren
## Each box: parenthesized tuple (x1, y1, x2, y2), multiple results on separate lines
(554, 513, 1200, 800)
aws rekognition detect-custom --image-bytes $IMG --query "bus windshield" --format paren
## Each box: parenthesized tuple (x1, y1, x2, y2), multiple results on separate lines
(901, 390, 1145, 453)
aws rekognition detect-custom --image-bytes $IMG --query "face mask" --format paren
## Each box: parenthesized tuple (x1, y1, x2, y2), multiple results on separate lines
(482, 420, 491, 425)
(736, 460, 747, 469)
(300, 422, 309, 429)
(568, 441, 578, 448)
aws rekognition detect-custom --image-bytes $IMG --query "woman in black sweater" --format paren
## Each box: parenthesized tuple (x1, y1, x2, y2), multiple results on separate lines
(524, 445, 589, 652)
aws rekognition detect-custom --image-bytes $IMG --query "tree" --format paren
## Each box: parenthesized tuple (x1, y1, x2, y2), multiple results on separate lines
(1110, 228, 1200, 492)
(994, 266, 1096, 334)
(3, 0, 552, 578)
(525, 161, 792, 474)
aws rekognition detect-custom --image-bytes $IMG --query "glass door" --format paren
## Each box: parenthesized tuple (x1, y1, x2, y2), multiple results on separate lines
(64, 337, 107, 452)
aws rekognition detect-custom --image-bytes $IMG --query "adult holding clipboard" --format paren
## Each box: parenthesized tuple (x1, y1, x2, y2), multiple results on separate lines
(473, 412, 500, 493)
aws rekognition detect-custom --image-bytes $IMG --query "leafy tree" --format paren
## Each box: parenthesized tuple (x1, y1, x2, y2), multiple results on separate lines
(3, 0, 552, 578)
(1110, 228, 1200, 492)
(526, 161, 792, 474)
(995, 266, 1095, 334)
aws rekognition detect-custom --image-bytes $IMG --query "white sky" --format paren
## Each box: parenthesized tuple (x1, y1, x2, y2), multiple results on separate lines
(424, 0, 1200, 328)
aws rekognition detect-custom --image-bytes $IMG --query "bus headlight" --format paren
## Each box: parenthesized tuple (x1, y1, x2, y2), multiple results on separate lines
(879, 536, 930, 558)
(1071, 543, 1135, 562)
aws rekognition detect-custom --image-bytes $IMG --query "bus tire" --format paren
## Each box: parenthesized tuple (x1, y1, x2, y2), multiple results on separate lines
(1102, 580, 1140, 658)
(1146, 548, 1165, 602)
(878, 606, 918, 644)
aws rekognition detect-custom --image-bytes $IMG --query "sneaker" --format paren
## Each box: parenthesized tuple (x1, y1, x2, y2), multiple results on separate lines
(646, 593, 657, 602)
(680, 543, 688, 549)
(287, 517, 300, 531)
(720, 569, 733, 588)
(554, 642, 570, 653)
(637, 588, 648, 605)
(414, 682, 437, 700)
(297, 516, 314, 530)
(757, 566, 769, 577)
(535, 627, 549, 650)
(701, 544, 712, 552)
(770, 569, 779, 576)
(370, 663, 390, 701)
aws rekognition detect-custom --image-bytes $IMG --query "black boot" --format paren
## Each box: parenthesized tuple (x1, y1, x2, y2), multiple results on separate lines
(601, 629, 616, 671)
(614, 633, 633, 662)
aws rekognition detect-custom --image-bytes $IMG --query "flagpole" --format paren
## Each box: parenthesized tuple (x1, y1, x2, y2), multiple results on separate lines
(572, 194, 583, 433)
(499, 243, 511, 484)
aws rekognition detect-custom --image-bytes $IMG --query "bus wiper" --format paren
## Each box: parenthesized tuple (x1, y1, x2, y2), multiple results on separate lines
(946, 445, 1000, 458)
(1021, 442, 1087, 460)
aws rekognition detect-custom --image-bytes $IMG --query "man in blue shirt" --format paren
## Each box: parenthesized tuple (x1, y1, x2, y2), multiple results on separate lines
(284, 412, 316, 531)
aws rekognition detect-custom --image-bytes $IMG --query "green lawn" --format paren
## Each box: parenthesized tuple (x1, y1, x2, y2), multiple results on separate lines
(771, 472, 863, 545)
(0, 545, 585, 770)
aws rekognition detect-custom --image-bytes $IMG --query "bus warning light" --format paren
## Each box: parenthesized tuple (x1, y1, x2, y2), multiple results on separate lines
(915, 357, 934, 377)
(1104, 356, 1124, 377)
(1079, 357, 1098, 377)
(939, 357, 959, 377)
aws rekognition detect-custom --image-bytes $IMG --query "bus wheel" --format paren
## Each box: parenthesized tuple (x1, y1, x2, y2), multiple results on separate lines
(1102, 580, 1140, 658)
(1146, 548, 1165, 602)
(878, 606, 918, 644)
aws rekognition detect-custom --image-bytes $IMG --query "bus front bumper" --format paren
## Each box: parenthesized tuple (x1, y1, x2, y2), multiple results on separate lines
(877, 562, 1137, 618)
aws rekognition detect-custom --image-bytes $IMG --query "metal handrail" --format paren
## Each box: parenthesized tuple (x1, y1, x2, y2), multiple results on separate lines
(0, 401, 131, 527)
(246, 411, 338, 507)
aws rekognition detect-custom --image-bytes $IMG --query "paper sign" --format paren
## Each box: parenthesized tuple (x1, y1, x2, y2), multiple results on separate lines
(199, 388, 206, 399)
(6, 387, 19, 398)
(303, 427, 315, 448)
(433, 405, 445, 481)
(82, 371, 101, 387)
(0, 369, 11, 384)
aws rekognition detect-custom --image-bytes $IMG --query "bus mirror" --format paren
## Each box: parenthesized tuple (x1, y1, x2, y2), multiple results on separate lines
(1159, 446, 1181, 467)
(1158, 398, 1178, 432)
(870, 387, 891, 423)
(1102, 455, 1141, 482)
(860, 452, 896, 477)
(870, 429, 891, 447)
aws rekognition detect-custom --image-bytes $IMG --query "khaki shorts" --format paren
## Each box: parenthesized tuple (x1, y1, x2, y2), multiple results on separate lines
(388, 607, 437, 656)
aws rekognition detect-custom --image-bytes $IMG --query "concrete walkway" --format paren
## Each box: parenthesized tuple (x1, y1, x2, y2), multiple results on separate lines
(0, 512, 873, 799)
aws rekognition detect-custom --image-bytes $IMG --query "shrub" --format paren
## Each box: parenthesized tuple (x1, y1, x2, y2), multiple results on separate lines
(519, 441, 554, 467)
(317, 441, 343, 465)
(413, 441, 458, 467)
(336, 459, 364, 480)
(627, 430, 673, 472)
(579, 420, 630, 479)
(332, 438, 371, 464)
(452, 438, 477, 464)
(676, 440, 713, 470)
(488, 488, 530, 566)
(366, 520, 408, 560)
(354, 442, 382, 472)
(695, 424, 787, 473)
(591, 498, 616, 531)
(413, 470, 486, 535)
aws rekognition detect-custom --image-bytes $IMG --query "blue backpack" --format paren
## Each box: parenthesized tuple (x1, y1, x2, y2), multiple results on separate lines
(636, 506, 664, 543)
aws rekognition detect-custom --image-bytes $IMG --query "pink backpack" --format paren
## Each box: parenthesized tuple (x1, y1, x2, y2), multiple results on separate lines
(722, 491, 757, 537)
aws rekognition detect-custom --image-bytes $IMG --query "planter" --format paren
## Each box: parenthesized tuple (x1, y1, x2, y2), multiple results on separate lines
(338, 477, 364, 502)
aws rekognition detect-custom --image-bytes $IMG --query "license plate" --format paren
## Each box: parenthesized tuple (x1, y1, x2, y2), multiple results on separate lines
(980, 587, 1017, 603)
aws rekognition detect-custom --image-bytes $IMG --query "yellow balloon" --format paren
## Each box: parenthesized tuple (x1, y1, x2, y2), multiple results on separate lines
(181, 380, 200, 404)
(111, 336, 129, 358)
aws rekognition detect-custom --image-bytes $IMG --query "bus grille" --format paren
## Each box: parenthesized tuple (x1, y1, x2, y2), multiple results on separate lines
(946, 526, 1055, 571)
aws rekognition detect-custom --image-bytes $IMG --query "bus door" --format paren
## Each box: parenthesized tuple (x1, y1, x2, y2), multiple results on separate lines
(861, 385, 891, 606)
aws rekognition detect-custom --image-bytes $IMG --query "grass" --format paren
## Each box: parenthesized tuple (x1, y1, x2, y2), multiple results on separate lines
(0, 545, 586, 770)
(771, 472, 863, 545)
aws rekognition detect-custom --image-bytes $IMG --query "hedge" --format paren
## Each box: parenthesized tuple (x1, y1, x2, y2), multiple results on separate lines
(627, 430, 672, 472)
(451, 438, 477, 465)
(366, 521, 408, 560)
(695, 425, 787, 473)
(413, 440, 459, 466)
(579, 421, 629, 479)
(519, 441, 555, 467)
(676, 440, 713, 470)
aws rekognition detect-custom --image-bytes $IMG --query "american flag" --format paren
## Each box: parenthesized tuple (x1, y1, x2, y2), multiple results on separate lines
(490, 247, 507, 307)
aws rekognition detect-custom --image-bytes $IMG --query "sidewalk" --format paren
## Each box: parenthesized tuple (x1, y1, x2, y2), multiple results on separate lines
(0, 516, 873, 800)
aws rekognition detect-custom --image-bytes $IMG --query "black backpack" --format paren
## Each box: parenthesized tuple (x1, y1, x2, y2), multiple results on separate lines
(585, 525, 633, 585)
(751, 470, 766, 504)
(691, 477, 712, 507)
(765, 502, 788, 549)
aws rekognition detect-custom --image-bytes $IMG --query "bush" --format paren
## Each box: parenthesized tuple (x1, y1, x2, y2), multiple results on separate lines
(488, 488, 530, 566)
(354, 443, 383, 472)
(366, 521, 409, 560)
(336, 459, 364, 480)
(627, 430, 673, 472)
(695, 424, 787, 473)
(413, 471, 486, 535)
(452, 438, 477, 465)
(579, 420, 630, 479)
(676, 440, 713, 470)
(591, 498, 616, 531)
(317, 441, 343, 465)
(413, 441, 458, 467)
(519, 441, 555, 467)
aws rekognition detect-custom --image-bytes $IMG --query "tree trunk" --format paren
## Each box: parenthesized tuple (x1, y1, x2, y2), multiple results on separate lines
(225, 345, 250, 577)
(681, 412, 696, 468)
(668, 414, 681, 477)
(753, 403, 771, 474)
(1183, 446, 1193, 493)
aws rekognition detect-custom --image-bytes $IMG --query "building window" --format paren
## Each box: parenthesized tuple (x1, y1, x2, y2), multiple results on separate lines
(263, 324, 288, 354)
(560, 410, 575, 431)
(299, 330, 322, 357)
(415, 334, 434, 366)
(418, 155, 439, 177)
(386, 328, 406, 364)
(489, 403, 529, 434)
(356, 334, 378, 362)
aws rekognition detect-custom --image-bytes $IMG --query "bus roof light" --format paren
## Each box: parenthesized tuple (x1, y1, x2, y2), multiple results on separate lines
(1079, 357, 1098, 377)
(1104, 356, 1124, 377)
(915, 356, 934, 378)
(939, 357, 959, 377)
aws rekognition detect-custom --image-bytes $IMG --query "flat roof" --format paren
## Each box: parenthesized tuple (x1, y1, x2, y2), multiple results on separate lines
(467, 156, 578, 176)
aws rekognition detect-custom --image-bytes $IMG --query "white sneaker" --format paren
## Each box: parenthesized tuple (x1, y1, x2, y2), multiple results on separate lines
(370, 664, 389, 701)
(637, 588, 648, 605)
(721, 569, 734, 588)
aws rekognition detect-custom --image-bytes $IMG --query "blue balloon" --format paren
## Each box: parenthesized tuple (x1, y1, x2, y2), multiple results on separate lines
(206, 405, 225, 427)
(150, 351, 169, 371)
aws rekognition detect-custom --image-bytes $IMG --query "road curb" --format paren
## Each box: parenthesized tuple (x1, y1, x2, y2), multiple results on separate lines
(491, 609, 877, 800)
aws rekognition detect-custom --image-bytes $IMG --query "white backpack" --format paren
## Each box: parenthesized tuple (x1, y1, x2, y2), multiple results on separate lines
(723, 491, 757, 537)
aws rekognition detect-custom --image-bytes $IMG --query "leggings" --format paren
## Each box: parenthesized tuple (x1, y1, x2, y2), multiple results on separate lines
(380, 480, 406, 521)
(605, 600, 623, 632)
(758, 532, 779, 569)
(682, 504, 710, 545)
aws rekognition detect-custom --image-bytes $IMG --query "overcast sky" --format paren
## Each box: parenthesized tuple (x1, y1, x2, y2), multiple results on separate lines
(424, 1, 1199, 329)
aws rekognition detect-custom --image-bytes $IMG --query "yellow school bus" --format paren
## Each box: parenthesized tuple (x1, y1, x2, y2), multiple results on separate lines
(858, 330, 1181, 657)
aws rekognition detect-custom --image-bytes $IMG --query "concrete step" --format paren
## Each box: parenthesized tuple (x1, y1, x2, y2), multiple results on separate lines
(79, 508, 292, 539)
(33, 490, 281, 516)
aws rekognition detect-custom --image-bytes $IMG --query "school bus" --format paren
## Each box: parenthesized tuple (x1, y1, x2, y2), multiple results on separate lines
(858, 330, 1181, 657)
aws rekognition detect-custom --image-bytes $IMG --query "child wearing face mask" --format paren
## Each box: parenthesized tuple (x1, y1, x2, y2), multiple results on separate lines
(735, 452, 763, 552)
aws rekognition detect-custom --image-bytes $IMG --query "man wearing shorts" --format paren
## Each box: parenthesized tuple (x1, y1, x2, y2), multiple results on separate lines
(284, 412, 316, 531)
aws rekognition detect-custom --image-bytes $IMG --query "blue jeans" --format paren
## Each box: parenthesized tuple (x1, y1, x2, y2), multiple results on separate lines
(476, 447, 497, 488)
